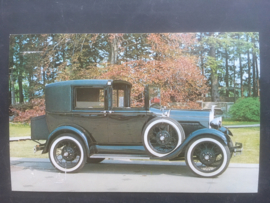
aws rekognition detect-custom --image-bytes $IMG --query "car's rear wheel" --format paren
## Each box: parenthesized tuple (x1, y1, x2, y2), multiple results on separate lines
(49, 133, 86, 173)
(185, 136, 230, 177)
(87, 158, 105, 163)
(142, 117, 185, 157)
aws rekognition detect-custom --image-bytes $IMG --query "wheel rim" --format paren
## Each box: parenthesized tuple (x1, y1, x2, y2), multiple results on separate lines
(50, 136, 84, 172)
(191, 141, 223, 173)
(187, 138, 228, 177)
(147, 122, 179, 154)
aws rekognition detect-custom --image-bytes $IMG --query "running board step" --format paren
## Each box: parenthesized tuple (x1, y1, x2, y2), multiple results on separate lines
(90, 154, 150, 160)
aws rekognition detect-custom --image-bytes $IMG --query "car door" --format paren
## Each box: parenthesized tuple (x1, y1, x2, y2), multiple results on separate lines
(71, 86, 109, 144)
(107, 87, 151, 144)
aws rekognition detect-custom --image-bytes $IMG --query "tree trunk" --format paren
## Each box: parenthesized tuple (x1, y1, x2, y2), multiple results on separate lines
(256, 56, 260, 96)
(225, 49, 229, 97)
(18, 68, 24, 103)
(247, 47, 251, 97)
(239, 53, 243, 97)
(210, 46, 219, 102)
(18, 53, 24, 103)
(200, 33, 204, 76)
(252, 37, 256, 97)
(252, 53, 256, 97)
(28, 70, 33, 101)
(109, 35, 118, 65)
(43, 67, 46, 88)
(10, 67, 16, 105)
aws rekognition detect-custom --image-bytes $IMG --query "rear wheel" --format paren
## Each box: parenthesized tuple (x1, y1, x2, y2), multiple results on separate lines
(142, 117, 185, 157)
(185, 136, 230, 177)
(49, 133, 86, 173)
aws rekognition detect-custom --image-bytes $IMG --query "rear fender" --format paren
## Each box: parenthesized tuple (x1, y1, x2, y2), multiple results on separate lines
(158, 128, 228, 160)
(42, 125, 93, 156)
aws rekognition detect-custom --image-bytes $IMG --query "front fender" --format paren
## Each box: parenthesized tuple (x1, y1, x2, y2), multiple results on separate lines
(157, 128, 228, 160)
(42, 125, 92, 156)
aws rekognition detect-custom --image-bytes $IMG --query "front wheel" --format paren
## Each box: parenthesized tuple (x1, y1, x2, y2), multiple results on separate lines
(185, 137, 230, 177)
(49, 133, 86, 173)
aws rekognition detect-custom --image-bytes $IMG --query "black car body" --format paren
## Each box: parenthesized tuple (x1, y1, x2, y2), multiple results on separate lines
(31, 79, 242, 177)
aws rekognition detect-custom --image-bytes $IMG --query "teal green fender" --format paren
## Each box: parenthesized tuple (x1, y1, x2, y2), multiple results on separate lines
(157, 128, 229, 160)
(42, 125, 93, 156)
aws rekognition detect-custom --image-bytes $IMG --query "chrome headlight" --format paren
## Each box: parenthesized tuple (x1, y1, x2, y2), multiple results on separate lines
(210, 117, 222, 129)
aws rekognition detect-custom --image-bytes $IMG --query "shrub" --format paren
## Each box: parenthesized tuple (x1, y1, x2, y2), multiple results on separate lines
(228, 97, 260, 121)
(11, 98, 45, 123)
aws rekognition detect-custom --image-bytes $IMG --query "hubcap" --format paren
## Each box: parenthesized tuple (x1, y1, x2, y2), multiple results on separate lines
(148, 122, 179, 154)
(62, 146, 76, 161)
(199, 149, 216, 165)
(156, 130, 171, 145)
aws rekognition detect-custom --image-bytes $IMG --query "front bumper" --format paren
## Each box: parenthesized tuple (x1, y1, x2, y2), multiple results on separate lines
(229, 142, 243, 156)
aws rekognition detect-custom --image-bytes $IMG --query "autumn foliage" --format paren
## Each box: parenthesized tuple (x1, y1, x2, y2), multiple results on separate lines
(11, 98, 45, 123)
(11, 33, 209, 123)
(101, 33, 208, 109)
(56, 33, 208, 109)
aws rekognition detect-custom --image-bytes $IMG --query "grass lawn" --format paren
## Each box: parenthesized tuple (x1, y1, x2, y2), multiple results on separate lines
(9, 123, 30, 137)
(229, 127, 260, 164)
(9, 123, 48, 158)
(10, 140, 48, 158)
(223, 120, 260, 126)
(9, 123, 260, 164)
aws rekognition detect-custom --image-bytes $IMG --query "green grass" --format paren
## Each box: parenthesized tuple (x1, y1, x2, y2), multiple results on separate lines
(222, 120, 260, 126)
(229, 127, 260, 164)
(9, 123, 30, 137)
(9, 123, 48, 158)
(10, 140, 48, 158)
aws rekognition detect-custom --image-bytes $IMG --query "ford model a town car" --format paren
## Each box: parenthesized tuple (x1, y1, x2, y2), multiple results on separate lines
(31, 79, 242, 177)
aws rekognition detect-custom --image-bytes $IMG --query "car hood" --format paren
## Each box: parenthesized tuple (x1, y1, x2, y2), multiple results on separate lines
(150, 107, 210, 128)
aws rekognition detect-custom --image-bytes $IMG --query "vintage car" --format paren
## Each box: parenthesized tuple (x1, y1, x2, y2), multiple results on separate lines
(31, 79, 242, 177)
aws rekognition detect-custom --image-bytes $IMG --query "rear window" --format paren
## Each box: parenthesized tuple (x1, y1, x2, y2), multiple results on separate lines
(75, 87, 104, 109)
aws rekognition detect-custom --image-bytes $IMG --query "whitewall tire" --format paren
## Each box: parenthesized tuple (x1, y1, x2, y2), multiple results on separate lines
(185, 137, 230, 177)
(49, 134, 86, 173)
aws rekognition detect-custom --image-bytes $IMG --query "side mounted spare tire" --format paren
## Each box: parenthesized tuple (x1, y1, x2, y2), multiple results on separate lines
(142, 117, 185, 157)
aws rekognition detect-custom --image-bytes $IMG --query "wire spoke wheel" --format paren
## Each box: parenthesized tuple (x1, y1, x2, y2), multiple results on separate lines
(54, 139, 81, 169)
(191, 141, 223, 173)
(148, 122, 179, 154)
(49, 134, 86, 173)
(185, 137, 230, 177)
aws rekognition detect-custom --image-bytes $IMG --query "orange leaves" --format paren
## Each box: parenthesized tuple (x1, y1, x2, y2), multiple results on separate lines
(52, 33, 207, 110)
(12, 98, 45, 123)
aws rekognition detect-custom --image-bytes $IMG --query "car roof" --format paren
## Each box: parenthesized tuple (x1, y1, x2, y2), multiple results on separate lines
(45, 79, 132, 113)
(46, 79, 132, 88)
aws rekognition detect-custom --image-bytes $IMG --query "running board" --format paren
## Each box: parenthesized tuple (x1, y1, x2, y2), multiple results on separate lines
(89, 154, 150, 160)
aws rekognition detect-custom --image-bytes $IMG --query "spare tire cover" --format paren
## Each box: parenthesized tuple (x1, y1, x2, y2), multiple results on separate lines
(142, 117, 185, 157)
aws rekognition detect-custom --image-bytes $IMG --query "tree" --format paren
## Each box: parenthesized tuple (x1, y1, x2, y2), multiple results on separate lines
(101, 33, 208, 109)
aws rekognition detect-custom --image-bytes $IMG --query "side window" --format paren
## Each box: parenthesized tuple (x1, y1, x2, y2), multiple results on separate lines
(75, 87, 104, 109)
(113, 89, 125, 108)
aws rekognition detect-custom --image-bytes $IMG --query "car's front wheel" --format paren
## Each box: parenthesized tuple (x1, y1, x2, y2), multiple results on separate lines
(185, 136, 230, 177)
(49, 133, 86, 173)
